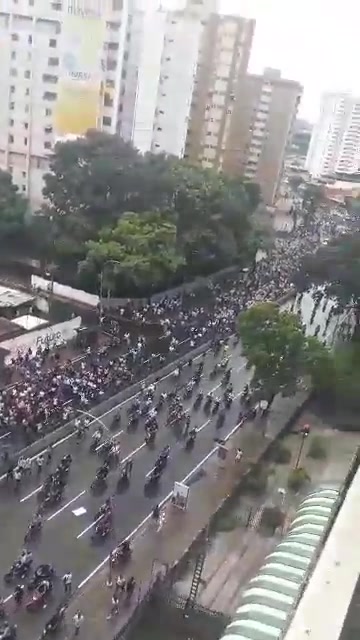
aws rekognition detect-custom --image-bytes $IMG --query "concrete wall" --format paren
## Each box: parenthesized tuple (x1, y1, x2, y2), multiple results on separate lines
(0, 316, 82, 363)
(31, 275, 99, 308)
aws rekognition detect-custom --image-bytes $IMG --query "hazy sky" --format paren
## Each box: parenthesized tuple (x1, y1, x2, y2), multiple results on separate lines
(221, 0, 360, 123)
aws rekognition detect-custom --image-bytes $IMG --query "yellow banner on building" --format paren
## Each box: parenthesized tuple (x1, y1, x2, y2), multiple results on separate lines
(54, 14, 106, 137)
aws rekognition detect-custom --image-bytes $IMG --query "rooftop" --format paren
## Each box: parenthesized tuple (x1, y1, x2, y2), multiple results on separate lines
(284, 462, 360, 640)
(0, 285, 34, 309)
(11, 315, 48, 332)
(220, 487, 340, 640)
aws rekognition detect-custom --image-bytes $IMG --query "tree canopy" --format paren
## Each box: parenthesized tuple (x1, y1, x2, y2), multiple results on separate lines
(0, 169, 27, 246)
(79, 211, 184, 295)
(33, 130, 264, 294)
(238, 302, 334, 401)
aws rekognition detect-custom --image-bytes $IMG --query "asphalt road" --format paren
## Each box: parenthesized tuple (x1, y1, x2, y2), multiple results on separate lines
(0, 292, 333, 638)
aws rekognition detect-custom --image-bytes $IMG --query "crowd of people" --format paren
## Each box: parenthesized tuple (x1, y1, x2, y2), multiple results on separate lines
(0, 217, 335, 449)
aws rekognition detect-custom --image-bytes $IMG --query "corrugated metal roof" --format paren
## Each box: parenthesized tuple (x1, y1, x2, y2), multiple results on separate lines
(220, 487, 339, 640)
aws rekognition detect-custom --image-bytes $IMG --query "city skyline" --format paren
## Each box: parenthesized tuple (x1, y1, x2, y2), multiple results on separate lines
(220, 0, 360, 123)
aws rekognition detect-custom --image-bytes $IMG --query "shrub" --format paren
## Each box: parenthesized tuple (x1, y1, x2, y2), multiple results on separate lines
(287, 467, 310, 492)
(260, 506, 284, 531)
(242, 463, 269, 495)
(268, 442, 292, 465)
(307, 436, 327, 460)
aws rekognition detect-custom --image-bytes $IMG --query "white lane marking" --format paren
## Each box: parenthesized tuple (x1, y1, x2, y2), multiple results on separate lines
(47, 490, 86, 522)
(95, 429, 124, 453)
(77, 417, 246, 591)
(0, 432, 10, 441)
(4, 595, 12, 603)
(76, 490, 172, 591)
(20, 484, 43, 503)
(76, 442, 147, 540)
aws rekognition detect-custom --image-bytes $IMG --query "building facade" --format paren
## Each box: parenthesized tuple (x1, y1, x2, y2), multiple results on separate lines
(0, 0, 130, 208)
(119, 0, 218, 157)
(306, 92, 360, 178)
(184, 13, 255, 169)
(186, 66, 302, 204)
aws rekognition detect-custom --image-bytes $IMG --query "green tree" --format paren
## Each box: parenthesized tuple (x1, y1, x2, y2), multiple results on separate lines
(80, 211, 184, 295)
(238, 302, 334, 403)
(296, 232, 360, 336)
(0, 169, 27, 245)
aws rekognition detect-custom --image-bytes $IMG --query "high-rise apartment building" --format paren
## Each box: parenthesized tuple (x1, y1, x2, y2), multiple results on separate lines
(187, 67, 302, 204)
(119, 0, 218, 156)
(184, 13, 255, 168)
(306, 92, 360, 178)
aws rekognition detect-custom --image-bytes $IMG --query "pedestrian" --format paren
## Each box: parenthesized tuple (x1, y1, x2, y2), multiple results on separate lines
(114, 574, 125, 596)
(73, 610, 84, 636)
(36, 455, 44, 475)
(45, 445, 53, 466)
(62, 571, 72, 594)
(125, 459, 133, 477)
(13, 467, 21, 491)
(126, 576, 136, 599)
(106, 592, 119, 619)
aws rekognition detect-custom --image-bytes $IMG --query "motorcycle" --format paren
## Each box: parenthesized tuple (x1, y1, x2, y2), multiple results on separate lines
(216, 411, 225, 429)
(24, 520, 42, 543)
(28, 564, 56, 591)
(4, 558, 33, 584)
(41, 605, 67, 637)
(212, 400, 221, 415)
(193, 393, 203, 409)
(116, 470, 129, 491)
(185, 433, 196, 450)
(26, 581, 53, 612)
(91, 521, 112, 541)
(0, 624, 17, 640)
(89, 439, 101, 453)
(110, 414, 121, 431)
(111, 541, 132, 565)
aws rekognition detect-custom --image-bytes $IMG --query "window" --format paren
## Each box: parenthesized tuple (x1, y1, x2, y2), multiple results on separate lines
(43, 74, 58, 84)
(24, 70, 31, 79)
(49, 38, 57, 48)
(9, 119, 14, 126)
(44, 125, 53, 134)
(48, 57, 59, 66)
(25, 105, 30, 113)
(106, 79, 115, 89)
(43, 91, 57, 101)
(45, 108, 52, 116)
(25, 88, 30, 96)
(10, 85, 15, 93)
(107, 42, 119, 51)
(11, 51, 16, 60)
(102, 116, 112, 126)
(104, 93, 113, 107)
(24, 122, 29, 129)
(51, 2, 62, 9)
(9, 102, 15, 111)
(11, 33, 19, 41)
(22, 171, 26, 178)
(28, 35, 32, 44)
(107, 59, 117, 71)
(10, 68, 17, 77)
(8, 135, 14, 143)
(24, 137, 28, 146)
(29, 0, 34, 5)
(22, 185, 26, 192)
(44, 141, 52, 149)
(112, 0, 122, 9)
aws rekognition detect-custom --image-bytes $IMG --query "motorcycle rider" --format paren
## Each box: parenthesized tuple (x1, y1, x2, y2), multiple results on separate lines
(13, 584, 24, 605)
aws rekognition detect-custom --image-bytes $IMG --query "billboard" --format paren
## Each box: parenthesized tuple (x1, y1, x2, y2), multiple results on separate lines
(54, 14, 106, 137)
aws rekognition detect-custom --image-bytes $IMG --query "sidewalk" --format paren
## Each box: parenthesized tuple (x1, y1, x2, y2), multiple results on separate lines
(63, 391, 308, 640)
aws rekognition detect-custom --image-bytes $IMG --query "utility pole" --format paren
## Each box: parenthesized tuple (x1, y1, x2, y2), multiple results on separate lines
(294, 423, 310, 470)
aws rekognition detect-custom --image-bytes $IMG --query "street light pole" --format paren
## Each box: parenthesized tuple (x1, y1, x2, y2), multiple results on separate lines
(99, 259, 123, 323)
(294, 424, 310, 470)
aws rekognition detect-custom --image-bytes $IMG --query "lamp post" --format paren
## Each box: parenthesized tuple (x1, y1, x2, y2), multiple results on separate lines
(99, 259, 123, 324)
(294, 423, 310, 470)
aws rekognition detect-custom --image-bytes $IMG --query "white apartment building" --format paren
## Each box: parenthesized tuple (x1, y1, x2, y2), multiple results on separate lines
(0, 0, 129, 209)
(119, 0, 218, 156)
(306, 92, 360, 178)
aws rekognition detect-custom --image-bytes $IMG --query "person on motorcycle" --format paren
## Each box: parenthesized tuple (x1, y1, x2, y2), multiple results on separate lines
(206, 391, 213, 402)
(13, 584, 24, 605)
(92, 429, 102, 444)
(37, 579, 50, 596)
(213, 398, 221, 411)
(160, 445, 170, 460)
(188, 428, 197, 442)
(96, 463, 109, 481)
(18, 549, 32, 567)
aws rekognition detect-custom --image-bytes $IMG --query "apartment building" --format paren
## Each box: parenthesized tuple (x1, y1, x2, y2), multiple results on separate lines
(306, 92, 360, 178)
(187, 66, 302, 204)
(0, 0, 129, 209)
(119, 0, 218, 156)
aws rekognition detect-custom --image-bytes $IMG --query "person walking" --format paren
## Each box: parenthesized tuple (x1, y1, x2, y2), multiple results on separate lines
(73, 610, 84, 636)
(62, 571, 72, 595)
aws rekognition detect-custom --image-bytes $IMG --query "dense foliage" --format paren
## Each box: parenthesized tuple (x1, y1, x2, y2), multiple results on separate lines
(0, 130, 258, 295)
(237, 302, 334, 402)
